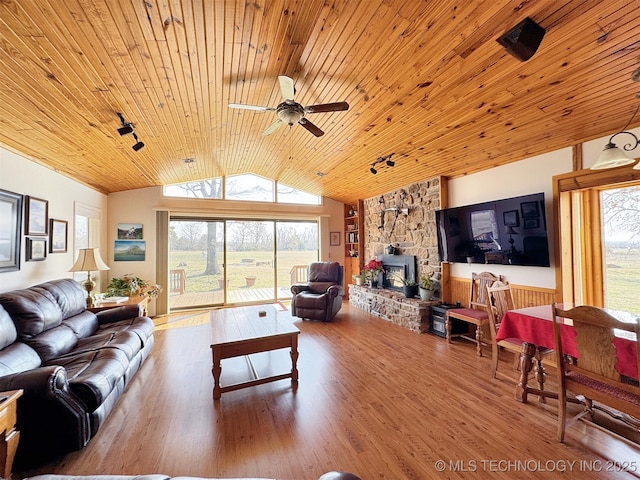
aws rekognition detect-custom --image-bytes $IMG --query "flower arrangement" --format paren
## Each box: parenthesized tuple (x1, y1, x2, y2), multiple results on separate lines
(363, 258, 384, 283)
(106, 274, 163, 299)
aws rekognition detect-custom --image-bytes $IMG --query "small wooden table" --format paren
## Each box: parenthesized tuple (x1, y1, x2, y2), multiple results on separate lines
(0, 390, 22, 479)
(89, 296, 149, 316)
(210, 305, 299, 400)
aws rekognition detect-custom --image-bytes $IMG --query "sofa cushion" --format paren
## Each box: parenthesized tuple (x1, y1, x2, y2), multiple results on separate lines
(63, 311, 100, 339)
(0, 305, 17, 350)
(27, 324, 78, 362)
(97, 317, 155, 345)
(0, 342, 42, 376)
(0, 287, 63, 338)
(36, 279, 87, 319)
(46, 347, 129, 411)
(65, 331, 142, 361)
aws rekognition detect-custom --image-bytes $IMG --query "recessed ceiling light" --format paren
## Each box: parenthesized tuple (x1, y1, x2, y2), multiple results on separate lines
(316, 171, 326, 176)
(183, 158, 195, 164)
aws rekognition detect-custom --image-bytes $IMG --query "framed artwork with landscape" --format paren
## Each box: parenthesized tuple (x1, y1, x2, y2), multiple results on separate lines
(0, 189, 23, 272)
(25, 196, 48, 235)
(49, 219, 68, 253)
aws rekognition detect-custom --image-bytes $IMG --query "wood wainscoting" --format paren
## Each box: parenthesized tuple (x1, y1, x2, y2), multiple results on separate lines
(446, 276, 557, 309)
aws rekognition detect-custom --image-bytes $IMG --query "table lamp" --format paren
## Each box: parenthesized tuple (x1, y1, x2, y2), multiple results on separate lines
(69, 248, 110, 307)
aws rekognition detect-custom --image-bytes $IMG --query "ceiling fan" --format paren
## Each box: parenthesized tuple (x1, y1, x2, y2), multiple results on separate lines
(228, 76, 349, 137)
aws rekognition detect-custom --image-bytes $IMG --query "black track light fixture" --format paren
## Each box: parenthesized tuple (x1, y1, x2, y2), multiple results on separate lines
(116, 112, 145, 152)
(369, 153, 395, 174)
(116, 112, 133, 135)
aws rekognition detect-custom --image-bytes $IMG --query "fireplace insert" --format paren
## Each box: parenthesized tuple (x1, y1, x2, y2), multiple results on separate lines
(379, 254, 416, 291)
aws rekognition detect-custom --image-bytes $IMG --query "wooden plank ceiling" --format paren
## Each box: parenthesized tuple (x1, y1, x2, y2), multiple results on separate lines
(0, 0, 639, 205)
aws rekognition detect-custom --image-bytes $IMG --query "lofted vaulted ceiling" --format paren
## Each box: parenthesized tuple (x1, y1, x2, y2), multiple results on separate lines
(1, 1, 639, 205)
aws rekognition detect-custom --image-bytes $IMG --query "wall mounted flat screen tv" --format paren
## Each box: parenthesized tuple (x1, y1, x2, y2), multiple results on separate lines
(435, 192, 550, 267)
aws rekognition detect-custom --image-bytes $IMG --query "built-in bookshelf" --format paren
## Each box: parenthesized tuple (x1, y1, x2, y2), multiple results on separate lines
(344, 200, 364, 294)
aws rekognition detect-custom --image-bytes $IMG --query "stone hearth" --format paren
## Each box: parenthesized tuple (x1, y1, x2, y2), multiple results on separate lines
(348, 284, 439, 333)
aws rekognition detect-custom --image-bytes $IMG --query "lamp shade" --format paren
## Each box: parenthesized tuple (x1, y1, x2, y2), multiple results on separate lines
(591, 142, 636, 170)
(69, 248, 110, 272)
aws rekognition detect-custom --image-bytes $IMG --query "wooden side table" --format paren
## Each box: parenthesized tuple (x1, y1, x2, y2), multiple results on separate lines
(0, 390, 22, 479)
(89, 296, 149, 316)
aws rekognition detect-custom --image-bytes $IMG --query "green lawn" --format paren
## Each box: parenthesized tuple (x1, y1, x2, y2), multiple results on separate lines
(170, 250, 317, 291)
(604, 247, 640, 313)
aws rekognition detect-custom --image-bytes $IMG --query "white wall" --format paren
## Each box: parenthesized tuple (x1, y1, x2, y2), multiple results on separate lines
(0, 147, 108, 292)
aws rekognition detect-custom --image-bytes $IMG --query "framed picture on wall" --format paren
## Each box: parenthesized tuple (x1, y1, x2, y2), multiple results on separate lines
(49, 219, 68, 253)
(26, 237, 47, 261)
(0, 189, 23, 272)
(330, 231, 341, 246)
(503, 210, 519, 227)
(25, 196, 48, 235)
(117, 223, 143, 240)
(114, 240, 146, 261)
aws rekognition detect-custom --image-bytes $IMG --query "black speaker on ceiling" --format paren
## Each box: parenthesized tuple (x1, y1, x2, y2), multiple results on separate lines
(497, 17, 546, 62)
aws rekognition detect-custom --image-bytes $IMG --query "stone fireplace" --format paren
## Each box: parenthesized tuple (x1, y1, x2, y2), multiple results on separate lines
(348, 178, 442, 332)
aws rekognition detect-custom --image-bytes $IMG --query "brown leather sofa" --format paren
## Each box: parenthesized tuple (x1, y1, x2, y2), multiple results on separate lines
(25, 473, 361, 480)
(0, 279, 154, 467)
(290, 262, 344, 322)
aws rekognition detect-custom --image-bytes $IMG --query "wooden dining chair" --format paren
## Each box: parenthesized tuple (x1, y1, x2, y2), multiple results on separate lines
(552, 303, 640, 442)
(486, 281, 554, 401)
(447, 271, 502, 356)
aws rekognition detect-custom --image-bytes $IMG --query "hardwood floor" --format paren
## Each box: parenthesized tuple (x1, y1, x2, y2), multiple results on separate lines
(18, 302, 640, 479)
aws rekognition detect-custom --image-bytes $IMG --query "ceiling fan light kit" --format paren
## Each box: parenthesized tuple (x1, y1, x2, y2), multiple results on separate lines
(228, 76, 349, 137)
(116, 112, 144, 151)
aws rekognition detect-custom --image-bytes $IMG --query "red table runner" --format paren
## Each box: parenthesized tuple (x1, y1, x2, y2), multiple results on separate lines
(496, 305, 638, 380)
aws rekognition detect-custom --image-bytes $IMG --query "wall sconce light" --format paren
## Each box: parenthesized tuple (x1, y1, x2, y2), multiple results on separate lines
(369, 153, 395, 174)
(117, 112, 145, 152)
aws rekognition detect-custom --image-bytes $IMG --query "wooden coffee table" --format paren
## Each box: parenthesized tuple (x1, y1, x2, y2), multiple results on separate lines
(210, 305, 300, 400)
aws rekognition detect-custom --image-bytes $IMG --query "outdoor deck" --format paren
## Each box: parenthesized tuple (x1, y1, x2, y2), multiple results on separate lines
(169, 287, 293, 309)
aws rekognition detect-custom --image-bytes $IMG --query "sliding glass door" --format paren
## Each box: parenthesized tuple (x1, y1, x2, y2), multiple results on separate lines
(226, 220, 275, 304)
(169, 218, 318, 310)
(169, 219, 225, 309)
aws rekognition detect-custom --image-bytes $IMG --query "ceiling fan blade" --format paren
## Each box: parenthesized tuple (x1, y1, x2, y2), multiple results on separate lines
(298, 117, 324, 137)
(305, 102, 349, 114)
(228, 103, 274, 111)
(262, 119, 283, 136)
(278, 76, 295, 101)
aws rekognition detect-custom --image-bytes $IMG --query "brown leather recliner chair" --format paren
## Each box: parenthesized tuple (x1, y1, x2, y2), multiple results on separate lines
(290, 262, 344, 322)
